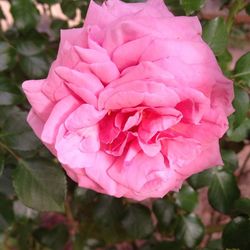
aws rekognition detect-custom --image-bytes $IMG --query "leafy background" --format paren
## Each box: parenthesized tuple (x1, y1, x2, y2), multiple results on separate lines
(0, 0, 250, 249)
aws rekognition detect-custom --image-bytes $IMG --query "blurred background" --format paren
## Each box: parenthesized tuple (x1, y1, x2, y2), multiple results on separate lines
(0, 0, 249, 250)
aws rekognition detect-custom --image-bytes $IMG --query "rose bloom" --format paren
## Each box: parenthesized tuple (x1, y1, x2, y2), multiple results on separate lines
(23, 0, 234, 200)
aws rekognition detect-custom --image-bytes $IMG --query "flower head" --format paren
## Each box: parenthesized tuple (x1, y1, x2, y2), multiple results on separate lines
(23, 0, 234, 200)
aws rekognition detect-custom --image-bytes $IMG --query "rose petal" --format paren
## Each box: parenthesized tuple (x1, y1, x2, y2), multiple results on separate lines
(41, 95, 80, 144)
(55, 66, 103, 106)
(22, 80, 54, 121)
(65, 104, 106, 131)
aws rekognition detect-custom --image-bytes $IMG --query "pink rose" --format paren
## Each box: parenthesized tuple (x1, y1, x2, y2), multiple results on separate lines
(22, 0, 234, 200)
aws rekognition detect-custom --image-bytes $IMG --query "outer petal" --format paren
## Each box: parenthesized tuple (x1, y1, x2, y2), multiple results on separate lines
(108, 152, 167, 193)
(85, 151, 128, 196)
(27, 110, 56, 155)
(62, 165, 106, 194)
(22, 80, 54, 121)
(85, 0, 172, 28)
(166, 138, 223, 176)
(55, 125, 100, 168)
(41, 95, 80, 144)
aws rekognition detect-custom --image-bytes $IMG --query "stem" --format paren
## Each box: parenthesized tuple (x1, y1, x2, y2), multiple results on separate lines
(0, 140, 20, 161)
(65, 195, 78, 236)
(226, 0, 248, 33)
(206, 224, 225, 234)
(239, 152, 250, 177)
(233, 71, 250, 78)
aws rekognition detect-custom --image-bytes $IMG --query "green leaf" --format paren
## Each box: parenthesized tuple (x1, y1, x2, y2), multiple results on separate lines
(37, 0, 58, 4)
(232, 87, 249, 128)
(13, 159, 66, 212)
(0, 42, 15, 72)
(164, 0, 185, 15)
(0, 155, 4, 176)
(152, 198, 175, 231)
(223, 217, 250, 250)
(175, 185, 198, 213)
(0, 77, 23, 106)
(50, 19, 68, 40)
(61, 0, 77, 19)
(121, 204, 153, 239)
(188, 169, 213, 189)
(2, 108, 40, 151)
(234, 52, 250, 88)
(221, 149, 238, 173)
(206, 239, 223, 250)
(202, 17, 228, 55)
(180, 0, 205, 15)
(0, 194, 14, 232)
(11, 0, 39, 30)
(233, 198, 250, 217)
(227, 118, 250, 142)
(0, 166, 15, 197)
(246, 3, 250, 15)
(208, 170, 240, 214)
(93, 195, 125, 242)
(0, 6, 5, 20)
(33, 225, 69, 250)
(16, 40, 45, 56)
(144, 241, 182, 250)
(217, 49, 232, 74)
(11, 219, 34, 250)
(20, 54, 49, 79)
(93, 195, 124, 224)
(175, 214, 204, 248)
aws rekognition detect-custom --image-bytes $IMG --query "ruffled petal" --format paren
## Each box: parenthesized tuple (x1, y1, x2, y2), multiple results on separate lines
(22, 80, 54, 121)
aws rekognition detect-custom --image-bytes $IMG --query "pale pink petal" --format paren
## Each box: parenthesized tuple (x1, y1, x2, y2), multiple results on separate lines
(65, 104, 106, 131)
(55, 66, 103, 106)
(138, 140, 161, 157)
(108, 152, 167, 192)
(74, 46, 110, 63)
(98, 81, 180, 110)
(141, 39, 217, 66)
(176, 141, 223, 176)
(63, 165, 105, 193)
(85, 151, 127, 196)
(85, 0, 172, 28)
(112, 36, 153, 70)
(27, 110, 56, 155)
(41, 96, 80, 144)
(90, 62, 120, 84)
(167, 137, 202, 175)
(55, 125, 99, 169)
(27, 109, 44, 138)
(22, 80, 54, 121)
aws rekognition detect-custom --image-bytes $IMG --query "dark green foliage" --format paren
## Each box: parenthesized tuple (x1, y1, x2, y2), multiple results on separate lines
(208, 169, 240, 214)
(223, 217, 250, 250)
